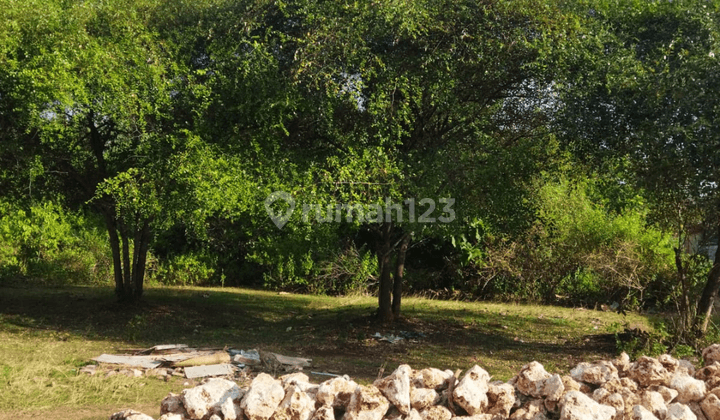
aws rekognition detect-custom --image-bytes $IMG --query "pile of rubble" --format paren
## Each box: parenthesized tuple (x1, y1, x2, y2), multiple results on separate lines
(110, 344, 720, 420)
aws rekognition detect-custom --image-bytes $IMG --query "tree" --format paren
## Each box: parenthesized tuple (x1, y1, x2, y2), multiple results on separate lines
(557, 0, 720, 334)
(0, 0, 255, 300)
(278, 0, 575, 321)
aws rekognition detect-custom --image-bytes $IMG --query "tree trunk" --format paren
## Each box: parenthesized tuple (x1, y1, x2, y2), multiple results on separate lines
(132, 220, 150, 300)
(392, 234, 410, 318)
(674, 246, 691, 331)
(695, 220, 720, 333)
(377, 222, 393, 323)
(120, 222, 133, 300)
(104, 213, 124, 299)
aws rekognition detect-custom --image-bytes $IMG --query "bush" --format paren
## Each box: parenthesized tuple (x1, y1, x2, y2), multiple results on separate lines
(0, 200, 112, 285)
(454, 178, 675, 308)
(248, 222, 378, 295)
(147, 251, 220, 286)
(313, 244, 377, 295)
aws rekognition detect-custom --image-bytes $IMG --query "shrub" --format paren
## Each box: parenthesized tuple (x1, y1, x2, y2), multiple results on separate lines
(454, 178, 675, 308)
(148, 251, 219, 286)
(0, 200, 112, 285)
(313, 244, 377, 295)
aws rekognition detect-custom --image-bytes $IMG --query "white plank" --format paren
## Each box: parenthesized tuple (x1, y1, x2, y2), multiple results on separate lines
(92, 354, 162, 369)
(184, 363, 234, 379)
(273, 353, 312, 367)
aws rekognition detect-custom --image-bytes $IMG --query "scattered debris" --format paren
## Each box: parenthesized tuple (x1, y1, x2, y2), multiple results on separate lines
(90, 345, 311, 381)
(373, 332, 404, 344)
(229, 349, 261, 366)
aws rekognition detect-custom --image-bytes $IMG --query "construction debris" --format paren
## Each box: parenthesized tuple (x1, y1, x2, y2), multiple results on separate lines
(173, 352, 231, 368)
(373, 332, 404, 344)
(184, 364, 235, 379)
(88, 345, 311, 380)
(92, 354, 163, 369)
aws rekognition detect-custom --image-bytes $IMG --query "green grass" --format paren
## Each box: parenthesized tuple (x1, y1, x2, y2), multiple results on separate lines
(0, 285, 655, 419)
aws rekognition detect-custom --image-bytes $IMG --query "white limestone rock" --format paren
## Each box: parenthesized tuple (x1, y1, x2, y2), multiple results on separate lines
(515, 362, 551, 398)
(666, 403, 698, 420)
(628, 357, 670, 388)
(559, 391, 616, 420)
(344, 385, 391, 420)
(695, 362, 720, 391)
(612, 353, 631, 377)
(702, 344, 720, 367)
(678, 360, 696, 377)
(317, 376, 359, 408)
(631, 405, 659, 420)
(646, 385, 679, 403)
(271, 383, 317, 420)
(592, 388, 624, 420)
(310, 406, 334, 420)
(240, 373, 285, 420)
(509, 399, 549, 420)
(670, 373, 707, 404)
(182, 378, 243, 420)
(688, 402, 708, 420)
(374, 364, 412, 415)
(161, 393, 187, 416)
(452, 365, 490, 415)
(700, 393, 720, 420)
(570, 361, 619, 386)
(412, 368, 453, 390)
(639, 391, 667, 420)
(410, 387, 440, 411)
(487, 382, 516, 418)
(110, 410, 155, 420)
(158, 414, 185, 420)
(419, 406, 452, 420)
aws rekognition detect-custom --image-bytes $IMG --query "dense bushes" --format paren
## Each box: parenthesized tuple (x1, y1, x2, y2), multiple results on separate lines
(0, 200, 112, 285)
(248, 224, 378, 296)
(452, 179, 676, 309)
(0, 177, 680, 310)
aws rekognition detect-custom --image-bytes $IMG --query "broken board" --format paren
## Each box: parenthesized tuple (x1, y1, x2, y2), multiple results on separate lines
(272, 353, 312, 368)
(184, 363, 234, 379)
(136, 344, 188, 355)
(92, 354, 162, 369)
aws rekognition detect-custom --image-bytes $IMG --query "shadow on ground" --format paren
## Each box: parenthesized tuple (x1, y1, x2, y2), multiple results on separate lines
(0, 285, 626, 381)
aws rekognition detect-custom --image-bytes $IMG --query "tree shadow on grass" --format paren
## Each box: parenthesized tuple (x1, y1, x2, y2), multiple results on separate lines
(0, 285, 622, 381)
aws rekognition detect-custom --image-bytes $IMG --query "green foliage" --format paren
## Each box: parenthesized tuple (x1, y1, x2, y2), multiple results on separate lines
(250, 224, 335, 292)
(454, 177, 675, 308)
(615, 323, 671, 359)
(0, 200, 111, 285)
(314, 244, 378, 296)
(148, 252, 219, 287)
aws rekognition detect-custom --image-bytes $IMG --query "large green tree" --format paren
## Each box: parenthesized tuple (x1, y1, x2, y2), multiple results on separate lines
(277, 0, 576, 321)
(558, 0, 720, 333)
(0, 0, 255, 300)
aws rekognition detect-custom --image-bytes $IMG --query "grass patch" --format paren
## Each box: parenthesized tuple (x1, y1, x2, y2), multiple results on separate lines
(0, 285, 655, 418)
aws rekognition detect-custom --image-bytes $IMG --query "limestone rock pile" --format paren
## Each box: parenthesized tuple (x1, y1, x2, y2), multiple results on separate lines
(111, 344, 720, 420)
